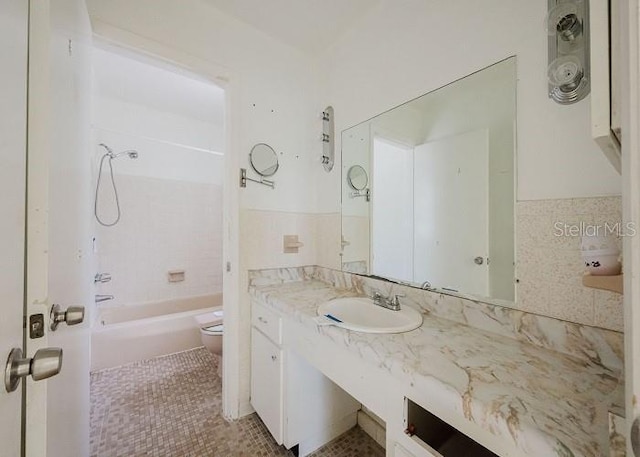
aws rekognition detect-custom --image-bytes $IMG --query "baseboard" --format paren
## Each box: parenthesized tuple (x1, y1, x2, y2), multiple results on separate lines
(238, 400, 255, 418)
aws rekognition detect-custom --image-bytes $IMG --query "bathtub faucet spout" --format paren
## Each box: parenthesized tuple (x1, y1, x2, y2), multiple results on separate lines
(95, 294, 114, 304)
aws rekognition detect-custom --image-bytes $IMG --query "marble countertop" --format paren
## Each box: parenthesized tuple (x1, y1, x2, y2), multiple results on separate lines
(249, 279, 624, 457)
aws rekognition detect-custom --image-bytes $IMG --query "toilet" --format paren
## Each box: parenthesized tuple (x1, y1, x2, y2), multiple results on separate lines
(195, 310, 224, 356)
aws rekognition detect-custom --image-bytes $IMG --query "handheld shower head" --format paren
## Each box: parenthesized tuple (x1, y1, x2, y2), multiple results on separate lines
(95, 144, 139, 227)
(110, 149, 139, 159)
(98, 142, 139, 159)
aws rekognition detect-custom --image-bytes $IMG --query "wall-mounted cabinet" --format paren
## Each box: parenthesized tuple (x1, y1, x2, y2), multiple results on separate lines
(591, 0, 622, 173)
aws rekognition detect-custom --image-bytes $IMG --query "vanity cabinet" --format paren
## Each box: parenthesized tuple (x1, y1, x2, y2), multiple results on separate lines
(250, 300, 361, 455)
(251, 326, 283, 443)
(251, 301, 284, 443)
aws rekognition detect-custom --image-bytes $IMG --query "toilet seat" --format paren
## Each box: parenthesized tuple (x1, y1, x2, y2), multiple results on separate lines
(195, 310, 223, 327)
(201, 324, 223, 335)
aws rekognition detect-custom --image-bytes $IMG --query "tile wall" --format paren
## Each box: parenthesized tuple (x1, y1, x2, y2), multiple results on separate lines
(239, 209, 323, 409)
(95, 175, 222, 306)
(516, 196, 623, 331)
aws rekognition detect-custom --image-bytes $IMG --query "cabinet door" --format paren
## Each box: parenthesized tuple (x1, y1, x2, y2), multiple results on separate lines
(251, 327, 283, 443)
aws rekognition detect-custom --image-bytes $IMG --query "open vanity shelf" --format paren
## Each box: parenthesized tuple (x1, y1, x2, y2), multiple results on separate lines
(582, 273, 623, 294)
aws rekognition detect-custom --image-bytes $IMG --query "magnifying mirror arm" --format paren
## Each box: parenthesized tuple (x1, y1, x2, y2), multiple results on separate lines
(349, 188, 370, 202)
(239, 168, 275, 189)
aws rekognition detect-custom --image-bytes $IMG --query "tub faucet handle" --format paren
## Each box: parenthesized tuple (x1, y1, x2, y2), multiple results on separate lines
(94, 273, 111, 283)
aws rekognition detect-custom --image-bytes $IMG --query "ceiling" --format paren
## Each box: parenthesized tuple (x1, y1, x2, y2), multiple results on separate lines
(93, 47, 226, 125)
(200, 0, 381, 55)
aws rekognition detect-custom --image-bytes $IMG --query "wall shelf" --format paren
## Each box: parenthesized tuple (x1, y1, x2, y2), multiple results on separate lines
(582, 273, 623, 294)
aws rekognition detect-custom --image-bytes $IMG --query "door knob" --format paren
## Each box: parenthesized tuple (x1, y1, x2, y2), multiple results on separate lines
(5, 347, 63, 392)
(50, 304, 85, 331)
(632, 416, 640, 456)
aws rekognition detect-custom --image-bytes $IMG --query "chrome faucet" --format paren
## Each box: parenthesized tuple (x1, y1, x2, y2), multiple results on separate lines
(95, 294, 114, 304)
(372, 292, 404, 311)
(420, 280, 433, 290)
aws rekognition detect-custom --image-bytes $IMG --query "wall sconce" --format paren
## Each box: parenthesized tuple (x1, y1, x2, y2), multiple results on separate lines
(546, 0, 590, 104)
(321, 106, 334, 172)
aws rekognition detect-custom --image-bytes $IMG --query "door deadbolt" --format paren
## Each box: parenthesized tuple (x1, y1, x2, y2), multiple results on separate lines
(4, 347, 63, 392)
(50, 304, 85, 331)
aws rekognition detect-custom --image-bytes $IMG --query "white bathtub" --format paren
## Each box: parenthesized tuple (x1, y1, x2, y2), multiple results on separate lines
(91, 293, 221, 371)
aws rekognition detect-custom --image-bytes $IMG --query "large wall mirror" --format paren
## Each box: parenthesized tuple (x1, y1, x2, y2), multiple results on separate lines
(341, 57, 517, 303)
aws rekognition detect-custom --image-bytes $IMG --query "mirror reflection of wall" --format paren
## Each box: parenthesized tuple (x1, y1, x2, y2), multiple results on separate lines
(341, 57, 516, 303)
(341, 124, 371, 275)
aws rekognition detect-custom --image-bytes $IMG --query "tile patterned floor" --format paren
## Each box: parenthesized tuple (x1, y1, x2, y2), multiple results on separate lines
(90, 348, 386, 457)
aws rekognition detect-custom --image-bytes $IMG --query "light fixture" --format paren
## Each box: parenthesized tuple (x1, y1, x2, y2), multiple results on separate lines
(548, 55, 588, 104)
(546, 0, 590, 104)
(320, 106, 334, 172)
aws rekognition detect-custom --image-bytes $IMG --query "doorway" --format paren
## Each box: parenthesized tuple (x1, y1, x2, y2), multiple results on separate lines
(88, 43, 228, 454)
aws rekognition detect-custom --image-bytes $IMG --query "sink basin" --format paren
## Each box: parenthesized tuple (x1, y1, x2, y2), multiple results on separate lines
(317, 297, 423, 334)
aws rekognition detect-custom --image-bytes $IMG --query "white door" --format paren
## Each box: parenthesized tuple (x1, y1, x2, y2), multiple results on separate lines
(24, 1, 93, 456)
(0, 1, 29, 455)
(372, 138, 414, 281)
(43, 2, 93, 456)
(413, 129, 489, 295)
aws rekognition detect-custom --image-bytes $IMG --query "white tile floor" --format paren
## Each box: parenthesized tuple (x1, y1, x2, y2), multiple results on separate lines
(90, 348, 385, 457)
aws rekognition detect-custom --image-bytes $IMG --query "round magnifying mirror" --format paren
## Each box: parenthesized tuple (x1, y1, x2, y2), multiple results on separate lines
(250, 143, 279, 177)
(347, 165, 368, 191)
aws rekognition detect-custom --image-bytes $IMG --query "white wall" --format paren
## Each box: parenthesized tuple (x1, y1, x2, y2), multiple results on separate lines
(85, 0, 322, 417)
(315, 0, 621, 214)
(94, 97, 224, 159)
(93, 96, 224, 184)
(86, 0, 320, 212)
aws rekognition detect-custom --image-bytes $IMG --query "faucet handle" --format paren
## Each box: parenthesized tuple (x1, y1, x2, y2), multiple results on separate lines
(94, 273, 112, 283)
(393, 294, 405, 305)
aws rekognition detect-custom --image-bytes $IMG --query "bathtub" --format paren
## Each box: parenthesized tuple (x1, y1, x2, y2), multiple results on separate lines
(91, 293, 221, 371)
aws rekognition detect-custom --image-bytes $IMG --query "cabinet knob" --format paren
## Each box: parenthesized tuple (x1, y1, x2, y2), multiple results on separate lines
(271, 355, 277, 362)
